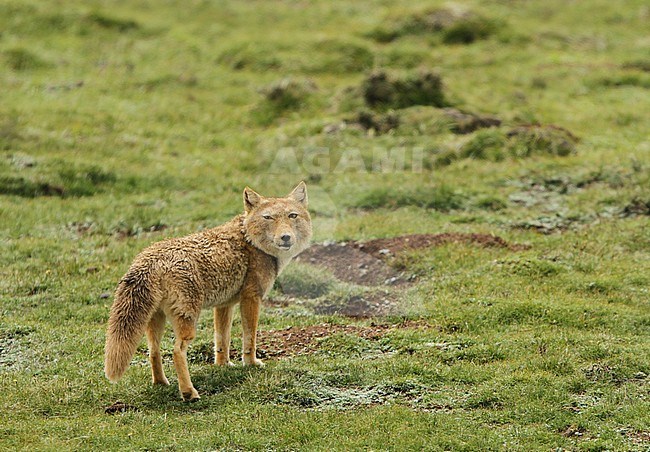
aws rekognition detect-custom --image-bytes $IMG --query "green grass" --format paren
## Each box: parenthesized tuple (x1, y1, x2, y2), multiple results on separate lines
(1, 0, 649, 450)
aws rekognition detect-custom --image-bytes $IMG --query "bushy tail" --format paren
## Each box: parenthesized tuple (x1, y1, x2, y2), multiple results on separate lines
(104, 270, 159, 382)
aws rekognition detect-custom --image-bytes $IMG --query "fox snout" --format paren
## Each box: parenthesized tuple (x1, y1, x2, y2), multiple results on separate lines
(276, 232, 294, 249)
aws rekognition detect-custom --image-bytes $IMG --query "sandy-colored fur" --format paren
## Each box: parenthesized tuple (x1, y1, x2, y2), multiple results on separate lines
(104, 182, 312, 400)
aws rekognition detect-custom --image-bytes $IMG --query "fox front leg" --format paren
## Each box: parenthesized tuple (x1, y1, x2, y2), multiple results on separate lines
(239, 293, 264, 367)
(214, 304, 235, 367)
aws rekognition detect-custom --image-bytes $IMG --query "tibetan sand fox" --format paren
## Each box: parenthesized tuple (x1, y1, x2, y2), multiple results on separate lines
(104, 182, 312, 400)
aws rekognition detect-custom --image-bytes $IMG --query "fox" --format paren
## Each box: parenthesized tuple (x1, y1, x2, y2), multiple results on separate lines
(104, 182, 312, 401)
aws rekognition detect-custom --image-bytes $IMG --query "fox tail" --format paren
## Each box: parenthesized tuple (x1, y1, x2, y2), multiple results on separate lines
(104, 270, 159, 382)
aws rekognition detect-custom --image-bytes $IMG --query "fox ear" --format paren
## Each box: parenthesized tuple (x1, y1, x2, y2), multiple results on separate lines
(288, 181, 308, 206)
(243, 187, 263, 212)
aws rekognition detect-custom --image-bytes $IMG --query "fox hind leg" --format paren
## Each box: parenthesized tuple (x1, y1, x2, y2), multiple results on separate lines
(146, 309, 169, 386)
(171, 316, 200, 401)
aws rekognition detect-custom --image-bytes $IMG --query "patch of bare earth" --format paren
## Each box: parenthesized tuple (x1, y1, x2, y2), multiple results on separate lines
(258, 320, 432, 359)
(104, 401, 140, 414)
(311, 291, 396, 318)
(267, 290, 398, 318)
(189, 321, 432, 363)
(625, 430, 650, 447)
(295, 233, 527, 287)
(295, 242, 403, 286)
(352, 232, 528, 257)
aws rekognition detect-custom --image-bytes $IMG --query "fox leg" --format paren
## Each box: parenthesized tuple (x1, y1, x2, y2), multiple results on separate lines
(146, 309, 169, 385)
(171, 316, 199, 401)
(240, 294, 264, 367)
(214, 304, 235, 366)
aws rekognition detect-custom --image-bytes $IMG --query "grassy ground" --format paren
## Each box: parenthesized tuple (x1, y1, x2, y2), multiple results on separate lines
(1, 0, 649, 450)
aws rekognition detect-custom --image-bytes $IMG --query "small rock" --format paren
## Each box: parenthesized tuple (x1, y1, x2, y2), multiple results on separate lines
(104, 401, 139, 415)
(99, 292, 111, 299)
(323, 122, 346, 134)
(378, 248, 391, 255)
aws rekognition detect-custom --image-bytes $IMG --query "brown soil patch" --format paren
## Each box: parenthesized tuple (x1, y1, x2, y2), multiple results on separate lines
(104, 401, 140, 415)
(311, 291, 396, 318)
(620, 198, 650, 217)
(190, 320, 432, 363)
(295, 243, 405, 286)
(561, 425, 587, 438)
(442, 108, 501, 134)
(625, 430, 650, 446)
(258, 320, 432, 359)
(296, 233, 526, 287)
(348, 110, 400, 135)
(353, 232, 528, 258)
(267, 290, 400, 318)
(267, 291, 397, 318)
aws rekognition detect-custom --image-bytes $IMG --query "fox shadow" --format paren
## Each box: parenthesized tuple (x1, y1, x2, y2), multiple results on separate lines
(132, 364, 266, 412)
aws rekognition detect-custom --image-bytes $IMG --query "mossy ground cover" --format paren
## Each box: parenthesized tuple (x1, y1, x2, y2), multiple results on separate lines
(1, 0, 649, 450)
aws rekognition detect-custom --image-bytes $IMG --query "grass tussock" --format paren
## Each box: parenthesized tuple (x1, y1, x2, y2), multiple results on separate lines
(217, 42, 283, 71)
(622, 60, 650, 72)
(0, 165, 117, 198)
(353, 185, 463, 211)
(349, 110, 400, 135)
(84, 11, 140, 32)
(253, 78, 317, 125)
(436, 125, 579, 167)
(506, 125, 578, 157)
(362, 69, 447, 110)
(2, 8, 146, 37)
(217, 39, 373, 74)
(368, 7, 502, 44)
(596, 72, 650, 89)
(2, 48, 51, 71)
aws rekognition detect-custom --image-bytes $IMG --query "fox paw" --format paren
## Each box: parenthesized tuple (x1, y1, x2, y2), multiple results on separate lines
(215, 360, 236, 367)
(181, 388, 200, 402)
(243, 358, 265, 367)
(153, 377, 170, 386)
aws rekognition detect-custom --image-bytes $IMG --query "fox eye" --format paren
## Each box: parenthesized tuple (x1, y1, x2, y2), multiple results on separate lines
(262, 214, 273, 220)
(288, 213, 298, 219)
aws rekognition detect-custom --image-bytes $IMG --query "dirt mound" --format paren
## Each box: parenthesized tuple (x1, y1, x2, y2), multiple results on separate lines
(348, 110, 400, 135)
(362, 69, 446, 109)
(261, 78, 317, 111)
(104, 401, 140, 414)
(506, 124, 579, 157)
(354, 232, 527, 258)
(620, 198, 650, 217)
(258, 320, 432, 359)
(296, 233, 525, 286)
(188, 321, 432, 362)
(295, 242, 405, 286)
(268, 289, 402, 318)
(311, 291, 397, 318)
(442, 108, 501, 134)
(368, 8, 500, 45)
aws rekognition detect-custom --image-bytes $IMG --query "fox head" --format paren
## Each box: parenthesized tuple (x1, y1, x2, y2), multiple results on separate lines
(242, 182, 312, 263)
